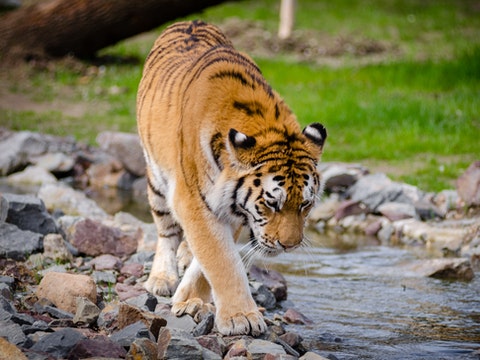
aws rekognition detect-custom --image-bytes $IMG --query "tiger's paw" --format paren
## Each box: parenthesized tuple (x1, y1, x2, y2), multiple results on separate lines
(144, 273, 178, 296)
(216, 309, 267, 336)
(171, 297, 215, 318)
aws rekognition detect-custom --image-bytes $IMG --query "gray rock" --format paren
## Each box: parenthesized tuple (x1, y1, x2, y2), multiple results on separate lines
(283, 308, 313, 325)
(319, 162, 368, 193)
(249, 265, 288, 302)
(0, 320, 31, 347)
(251, 282, 277, 310)
(347, 173, 423, 211)
(0, 131, 49, 176)
(73, 297, 101, 326)
(156, 308, 196, 333)
(125, 292, 158, 312)
(0, 296, 16, 321)
(3, 193, 58, 235)
(38, 183, 108, 219)
(0, 194, 8, 222)
(157, 327, 204, 360)
(30, 328, 87, 358)
(193, 311, 215, 337)
(96, 131, 146, 177)
(456, 161, 480, 206)
(300, 352, 331, 360)
(247, 339, 286, 359)
(67, 336, 127, 359)
(0, 283, 13, 300)
(0, 223, 43, 260)
(21, 320, 52, 335)
(110, 320, 155, 348)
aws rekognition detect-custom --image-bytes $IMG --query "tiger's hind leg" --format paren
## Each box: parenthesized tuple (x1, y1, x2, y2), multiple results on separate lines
(144, 178, 182, 296)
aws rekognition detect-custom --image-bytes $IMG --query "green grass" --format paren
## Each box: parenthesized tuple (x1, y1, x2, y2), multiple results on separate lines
(1, 0, 479, 192)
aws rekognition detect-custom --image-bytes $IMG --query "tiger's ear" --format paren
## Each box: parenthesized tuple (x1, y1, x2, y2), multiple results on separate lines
(303, 123, 327, 150)
(227, 128, 257, 167)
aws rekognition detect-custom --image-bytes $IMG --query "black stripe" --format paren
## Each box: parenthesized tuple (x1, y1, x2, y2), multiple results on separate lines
(233, 101, 265, 117)
(152, 209, 170, 217)
(210, 70, 252, 88)
(147, 177, 165, 198)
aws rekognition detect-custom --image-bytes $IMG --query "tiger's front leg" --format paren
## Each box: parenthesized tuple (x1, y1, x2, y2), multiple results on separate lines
(172, 197, 267, 336)
(144, 180, 182, 296)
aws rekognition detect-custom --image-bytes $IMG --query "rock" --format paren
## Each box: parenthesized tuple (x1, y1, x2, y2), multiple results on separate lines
(43, 233, 73, 262)
(0, 337, 28, 360)
(299, 352, 331, 360)
(319, 162, 368, 193)
(117, 303, 167, 339)
(126, 337, 158, 359)
(249, 265, 288, 302)
(279, 332, 303, 348)
(196, 335, 227, 357)
(86, 159, 127, 188)
(308, 197, 341, 223)
(248, 339, 286, 359)
(132, 176, 148, 203)
(0, 223, 43, 260)
(334, 200, 368, 221)
(21, 319, 52, 335)
(97, 301, 119, 329)
(0, 194, 8, 222)
(264, 354, 298, 360)
(89, 254, 123, 271)
(110, 320, 156, 348)
(156, 308, 196, 333)
(157, 327, 204, 360)
(73, 297, 101, 326)
(6, 165, 58, 186)
(347, 173, 423, 211)
(456, 161, 480, 206)
(115, 282, 147, 301)
(38, 183, 108, 219)
(34, 302, 74, 320)
(434, 190, 460, 214)
(125, 292, 158, 312)
(224, 338, 249, 359)
(92, 270, 117, 285)
(377, 202, 418, 221)
(67, 218, 139, 257)
(408, 258, 474, 281)
(114, 211, 157, 252)
(0, 320, 30, 347)
(96, 131, 146, 177)
(283, 308, 313, 325)
(36, 272, 97, 313)
(0, 131, 49, 176)
(30, 152, 75, 174)
(30, 328, 87, 359)
(3, 193, 58, 235)
(192, 311, 215, 337)
(67, 336, 127, 360)
(251, 282, 277, 310)
(120, 262, 144, 278)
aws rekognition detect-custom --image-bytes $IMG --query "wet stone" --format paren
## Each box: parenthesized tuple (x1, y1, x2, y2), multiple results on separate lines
(283, 308, 313, 325)
(110, 320, 156, 348)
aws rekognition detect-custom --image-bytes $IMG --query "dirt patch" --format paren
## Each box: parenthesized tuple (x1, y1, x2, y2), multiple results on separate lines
(219, 18, 398, 65)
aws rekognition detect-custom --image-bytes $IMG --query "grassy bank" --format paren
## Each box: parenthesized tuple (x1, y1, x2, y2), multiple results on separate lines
(1, 0, 479, 191)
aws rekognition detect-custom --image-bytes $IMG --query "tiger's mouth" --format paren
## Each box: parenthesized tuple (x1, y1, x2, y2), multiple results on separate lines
(249, 236, 283, 257)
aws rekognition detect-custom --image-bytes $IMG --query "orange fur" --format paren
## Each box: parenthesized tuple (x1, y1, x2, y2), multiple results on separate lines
(137, 21, 326, 336)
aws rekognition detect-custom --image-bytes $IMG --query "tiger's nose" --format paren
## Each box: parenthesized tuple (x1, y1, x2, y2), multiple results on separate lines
(278, 239, 301, 252)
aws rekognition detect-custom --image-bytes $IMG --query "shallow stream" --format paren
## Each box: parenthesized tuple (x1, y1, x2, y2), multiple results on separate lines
(260, 231, 480, 359)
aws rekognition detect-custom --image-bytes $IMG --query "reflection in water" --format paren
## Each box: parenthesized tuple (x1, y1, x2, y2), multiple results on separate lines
(255, 231, 480, 359)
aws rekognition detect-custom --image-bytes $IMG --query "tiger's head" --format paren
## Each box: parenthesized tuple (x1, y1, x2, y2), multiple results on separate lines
(226, 123, 327, 256)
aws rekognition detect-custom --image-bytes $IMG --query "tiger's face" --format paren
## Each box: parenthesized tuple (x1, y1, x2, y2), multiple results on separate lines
(236, 170, 320, 256)
(227, 123, 327, 256)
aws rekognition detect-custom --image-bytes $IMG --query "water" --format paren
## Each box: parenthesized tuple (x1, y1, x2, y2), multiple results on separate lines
(258, 231, 480, 359)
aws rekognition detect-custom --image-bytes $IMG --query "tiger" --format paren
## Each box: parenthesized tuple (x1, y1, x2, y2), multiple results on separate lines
(136, 20, 327, 336)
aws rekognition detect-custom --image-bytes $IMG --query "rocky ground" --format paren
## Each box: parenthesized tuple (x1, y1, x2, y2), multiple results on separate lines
(0, 128, 479, 359)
